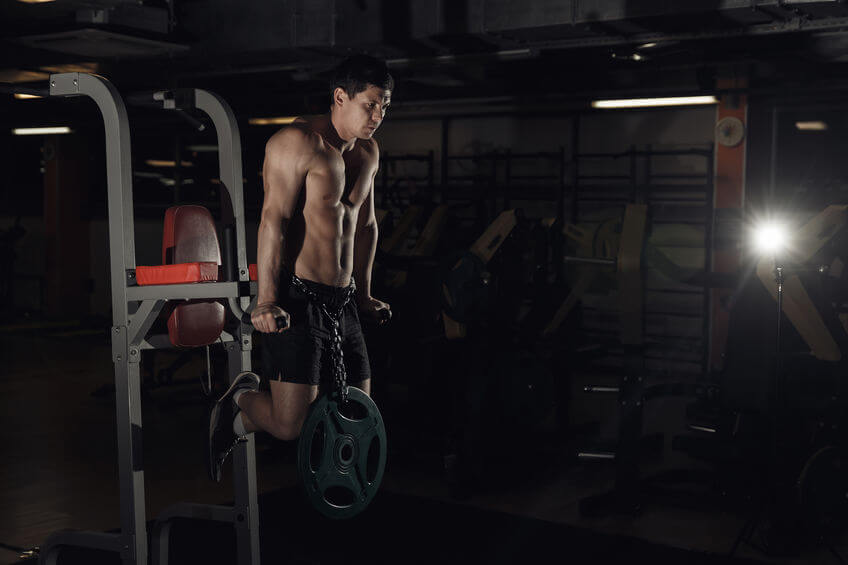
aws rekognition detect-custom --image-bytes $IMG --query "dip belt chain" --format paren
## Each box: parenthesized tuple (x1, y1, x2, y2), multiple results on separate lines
(290, 276, 356, 404)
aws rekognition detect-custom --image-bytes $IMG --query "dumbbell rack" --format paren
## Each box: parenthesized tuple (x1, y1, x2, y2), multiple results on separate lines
(566, 140, 714, 515)
(569, 145, 714, 379)
(39, 73, 260, 565)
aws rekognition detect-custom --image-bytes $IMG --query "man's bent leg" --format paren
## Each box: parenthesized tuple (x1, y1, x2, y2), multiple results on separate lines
(237, 379, 318, 441)
(349, 378, 371, 396)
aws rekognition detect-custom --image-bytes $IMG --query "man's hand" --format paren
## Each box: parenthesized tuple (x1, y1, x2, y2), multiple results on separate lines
(358, 296, 392, 325)
(251, 302, 291, 333)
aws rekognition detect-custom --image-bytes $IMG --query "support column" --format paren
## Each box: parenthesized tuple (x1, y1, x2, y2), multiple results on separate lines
(709, 76, 748, 372)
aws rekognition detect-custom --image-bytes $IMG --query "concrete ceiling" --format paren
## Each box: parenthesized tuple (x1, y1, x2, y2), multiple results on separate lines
(3, 0, 848, 121)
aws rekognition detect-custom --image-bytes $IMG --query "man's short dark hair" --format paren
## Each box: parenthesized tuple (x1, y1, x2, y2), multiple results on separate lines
(330, 55, 394, 102)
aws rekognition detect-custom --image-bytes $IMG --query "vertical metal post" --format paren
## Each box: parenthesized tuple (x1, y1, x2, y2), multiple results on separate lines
(615, 371, 644, 503)
(503, 149, 512, 211)
(427, 149, 435, 200)
(629, 144, 638, 204)
(703, 149, 715, 376)
(570, 116, 580, 223)
(173, 133, 182, 204)
(194, 88, 261, 565)
(644, 144, 652, 205)
(441, 117, 450, 202)
(228, 341, 261, 565)
(51, 72, 146, 565)
(195, 90, 250, 285)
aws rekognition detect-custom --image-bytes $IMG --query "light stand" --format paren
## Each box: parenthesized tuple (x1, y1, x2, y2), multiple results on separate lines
(771, 258, 785, 487)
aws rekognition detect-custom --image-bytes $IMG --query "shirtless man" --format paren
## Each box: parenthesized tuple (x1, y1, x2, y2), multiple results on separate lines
(208, 55, 393, 481)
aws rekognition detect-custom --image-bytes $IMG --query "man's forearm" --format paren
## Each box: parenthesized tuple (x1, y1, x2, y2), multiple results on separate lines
(257, 219, 286, 304)
(353, 223, 377, 299)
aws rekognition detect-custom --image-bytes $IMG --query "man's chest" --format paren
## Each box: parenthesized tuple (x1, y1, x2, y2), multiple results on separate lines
(309, 151, 371, 208)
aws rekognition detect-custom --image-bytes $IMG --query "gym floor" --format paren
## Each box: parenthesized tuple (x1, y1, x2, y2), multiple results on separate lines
(0, 328, 844, 565)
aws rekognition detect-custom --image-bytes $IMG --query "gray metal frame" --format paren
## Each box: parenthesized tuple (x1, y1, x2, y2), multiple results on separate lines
(39, 73, 260, 565)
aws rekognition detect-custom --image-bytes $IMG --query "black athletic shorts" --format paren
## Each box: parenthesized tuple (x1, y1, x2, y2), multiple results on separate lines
(260, 272, 371, 388)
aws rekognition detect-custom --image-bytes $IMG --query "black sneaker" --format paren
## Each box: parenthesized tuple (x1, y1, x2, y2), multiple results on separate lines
(208, 371, 260, 482)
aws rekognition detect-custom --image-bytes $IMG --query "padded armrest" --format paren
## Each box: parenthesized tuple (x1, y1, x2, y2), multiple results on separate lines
(136, 262, 219, 286)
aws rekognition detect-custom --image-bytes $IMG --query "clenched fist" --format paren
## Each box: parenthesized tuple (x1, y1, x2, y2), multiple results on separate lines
(251, 302, 290, 333)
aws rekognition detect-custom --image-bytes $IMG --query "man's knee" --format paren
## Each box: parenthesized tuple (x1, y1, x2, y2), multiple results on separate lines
(269, 414, 305, 441)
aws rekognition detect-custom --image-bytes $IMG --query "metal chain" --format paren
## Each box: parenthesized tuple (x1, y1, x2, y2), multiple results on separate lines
(290, 275, 356, 404)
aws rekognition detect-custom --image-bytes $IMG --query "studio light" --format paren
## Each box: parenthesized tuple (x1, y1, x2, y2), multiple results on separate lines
(795, 121, 828, 131)
(144, 159, 193, 168)
(753, 222, 788, 254)
(248, 116, 297, 126)
(12, 126, 71, 135)
(591, 95, 718, 109)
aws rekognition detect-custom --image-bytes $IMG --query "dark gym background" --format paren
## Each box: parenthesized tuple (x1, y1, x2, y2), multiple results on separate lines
(3, 1, 848, 564)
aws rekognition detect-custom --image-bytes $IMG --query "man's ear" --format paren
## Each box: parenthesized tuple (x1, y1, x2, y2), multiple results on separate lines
(333, 87, 348, 107)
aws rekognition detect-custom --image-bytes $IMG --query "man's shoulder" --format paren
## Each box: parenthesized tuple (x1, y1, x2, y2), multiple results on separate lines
(266, 121, 320, 156)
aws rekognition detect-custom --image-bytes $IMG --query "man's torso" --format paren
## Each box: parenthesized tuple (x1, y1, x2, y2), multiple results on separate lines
(283, 116, 376, 287)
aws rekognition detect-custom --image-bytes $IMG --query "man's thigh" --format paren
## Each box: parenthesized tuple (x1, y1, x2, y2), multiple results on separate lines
(349, 378, 371, 396)
(269, 379, 319, 424)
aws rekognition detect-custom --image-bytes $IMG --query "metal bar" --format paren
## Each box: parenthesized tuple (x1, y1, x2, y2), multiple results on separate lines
(583, 385, 620, 393)
(427, 150, 435, 198)
(505, 174, 561, 180)
(50, 72, 146, 565)
(227, 341, 261, 565)
(51, 73, 135, 322)
(127, 299, 166, 346)
(440, 117, 449, 202)
(139, 331, 237, 350)
(569, 117, 580, 224)
(126, 281, 248, 301)
(564, 256, 617, 267)
(703, 148, 716, 376)
(578, 451, 616, 460)
(40, 531, 131, 565)
(194, 90, 250, 284)
(504, 148, 511, 209)
(577, 175, 633, 180)
(114, 326, 147, 565)
(152, 503, 236, 565)
(380, 154, 434, 161)
(498, 151, 563, 159)
(579, 149, 712, 158)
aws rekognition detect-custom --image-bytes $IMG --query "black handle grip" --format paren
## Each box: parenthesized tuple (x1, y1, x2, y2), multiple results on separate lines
(240, 311, 290, 330)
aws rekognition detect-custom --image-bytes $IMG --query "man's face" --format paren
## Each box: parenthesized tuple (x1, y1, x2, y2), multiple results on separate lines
(337, 84, 391, 140)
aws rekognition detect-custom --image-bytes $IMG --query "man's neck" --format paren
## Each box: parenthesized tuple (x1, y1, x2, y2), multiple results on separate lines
(326, 112, 357, 153)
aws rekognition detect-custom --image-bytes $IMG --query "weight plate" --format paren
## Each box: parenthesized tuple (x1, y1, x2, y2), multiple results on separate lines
(296, 387, 387, 519)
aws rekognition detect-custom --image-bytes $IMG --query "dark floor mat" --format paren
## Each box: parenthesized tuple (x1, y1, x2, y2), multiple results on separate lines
(24, 487, 765, 565)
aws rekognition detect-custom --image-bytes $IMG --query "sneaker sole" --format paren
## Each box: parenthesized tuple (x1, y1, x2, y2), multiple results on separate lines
(216, 371, 260, 404)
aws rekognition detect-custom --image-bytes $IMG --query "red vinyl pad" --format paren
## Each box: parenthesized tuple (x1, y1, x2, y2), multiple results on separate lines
(163, 205, 222, 265)
(249, 263, 258, 281)
(136, 262, 218, 285)
(168, 300, 225, 347)
(161, 206, 224, 347)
